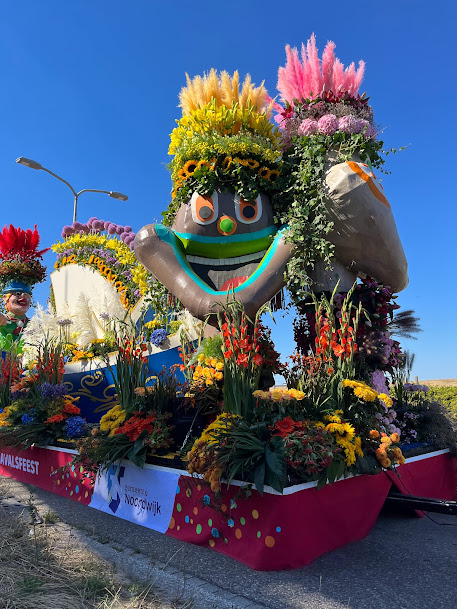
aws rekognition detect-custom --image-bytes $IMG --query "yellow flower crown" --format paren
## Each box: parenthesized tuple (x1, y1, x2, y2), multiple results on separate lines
(168, 70, 283, 205)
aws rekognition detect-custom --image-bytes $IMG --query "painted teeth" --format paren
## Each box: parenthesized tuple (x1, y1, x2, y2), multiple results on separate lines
(187, 250, 267, 267)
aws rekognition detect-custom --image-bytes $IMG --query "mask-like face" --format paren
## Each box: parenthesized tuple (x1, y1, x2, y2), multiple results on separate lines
(4, 291, 32, 317)
(135, 190, 293, 322)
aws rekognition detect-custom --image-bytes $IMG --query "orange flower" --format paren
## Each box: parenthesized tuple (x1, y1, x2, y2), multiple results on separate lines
(45, 414, 66, 424)
(63, 403, 81, 415)
(272, 416, 296, 438)
(369, 430, 380, 439)
(390, 432, 400, 443)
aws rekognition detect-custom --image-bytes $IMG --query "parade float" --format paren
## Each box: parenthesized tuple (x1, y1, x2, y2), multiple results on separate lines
(0, 35, 456, 571)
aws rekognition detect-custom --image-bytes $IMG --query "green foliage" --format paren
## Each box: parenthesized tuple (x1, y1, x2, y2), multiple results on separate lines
(215, 420, 287, 495)
(426, 386, 457, 424)
(275, 132, 385, 305)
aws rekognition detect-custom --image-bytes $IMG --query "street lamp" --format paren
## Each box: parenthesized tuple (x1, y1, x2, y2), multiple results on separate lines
(16, 157, 128, 223)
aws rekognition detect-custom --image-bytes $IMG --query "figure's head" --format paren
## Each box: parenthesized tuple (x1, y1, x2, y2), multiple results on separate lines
(3, 289, 32, 317)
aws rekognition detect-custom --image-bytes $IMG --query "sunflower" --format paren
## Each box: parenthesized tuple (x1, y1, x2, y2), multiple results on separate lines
(182, 159, 199, 174)
(259, 167, 270, 179)
(268, 169, 280, 181)
(222, 156, 232, 170)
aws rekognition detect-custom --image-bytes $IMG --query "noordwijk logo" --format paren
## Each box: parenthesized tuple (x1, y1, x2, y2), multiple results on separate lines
(107, 465, 125, 513)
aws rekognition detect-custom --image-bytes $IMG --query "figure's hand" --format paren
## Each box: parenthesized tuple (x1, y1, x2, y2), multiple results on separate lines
(0, 313, 7, 327)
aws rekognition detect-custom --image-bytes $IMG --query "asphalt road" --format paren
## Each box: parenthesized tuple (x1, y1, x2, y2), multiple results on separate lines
(2, 477, 457, 609)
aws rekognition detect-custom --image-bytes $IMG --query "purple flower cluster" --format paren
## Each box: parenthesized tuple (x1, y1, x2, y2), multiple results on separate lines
(64, 415, 87, 438)
(403, 383, 430, 393)
(39, 382, 68, 401)
(150, 328, 168, 347)
(61, 217, 136, 251)
(376, 408, 401, 436)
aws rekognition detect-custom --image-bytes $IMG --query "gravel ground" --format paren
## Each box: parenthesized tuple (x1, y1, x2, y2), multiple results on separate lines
(1, 476, 457, 609)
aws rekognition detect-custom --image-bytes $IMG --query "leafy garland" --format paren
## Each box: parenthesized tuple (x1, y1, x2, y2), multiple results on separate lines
(274, 131, 385, 305)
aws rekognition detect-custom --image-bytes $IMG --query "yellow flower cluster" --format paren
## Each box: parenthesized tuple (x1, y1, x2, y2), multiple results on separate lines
(0, 407, 12, 427)
(253, 388, 305, 402)
(324, 411, 363, 466)
(71, 349, 95, 362)
(99, 404, 126, 435)
(169, 101, 281, 156)
(193, 355, 224, 387)
(342, 379, 392, 405)
(186, 412, 240, 492)
(53, 233, 151, 303)
(198, 412, 240, 445)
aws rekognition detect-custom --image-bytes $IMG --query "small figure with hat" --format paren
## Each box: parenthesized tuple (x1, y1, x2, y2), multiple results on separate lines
(0, 224, 48, 349)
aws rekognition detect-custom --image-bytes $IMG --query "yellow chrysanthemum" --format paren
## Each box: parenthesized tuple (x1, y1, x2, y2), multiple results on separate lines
(378, 393, 393, 408)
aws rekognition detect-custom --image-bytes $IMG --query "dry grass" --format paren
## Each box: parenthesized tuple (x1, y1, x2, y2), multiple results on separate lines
(421, 379, 457, 387)
(0, 482, 167, 609)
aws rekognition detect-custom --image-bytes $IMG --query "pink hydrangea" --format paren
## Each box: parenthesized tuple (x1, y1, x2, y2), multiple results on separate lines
(338, 115, 359, 134)
(317, 114, 338, 135)
(298, 118, 318, 136)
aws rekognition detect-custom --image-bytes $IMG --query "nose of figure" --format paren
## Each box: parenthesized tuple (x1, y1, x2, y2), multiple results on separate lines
(217, 215, 237, 236)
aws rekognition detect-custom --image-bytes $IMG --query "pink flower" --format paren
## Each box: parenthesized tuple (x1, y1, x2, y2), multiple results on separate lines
(298, 119, 318, 136)
(357, 119, 376, 138)
(338, 115, 359, 134)
(317, 114, 338, 135)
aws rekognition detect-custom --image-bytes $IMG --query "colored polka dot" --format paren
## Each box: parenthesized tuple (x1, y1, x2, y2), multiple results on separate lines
(193, 506, 198, 515)
(221, 504, 227, 513)
(185, 515, 190, 523)
(169, 517, 175, 529)
(66, 473, 69, 478)
(78, 496, 81, 501)
(71, 465, 75, 472)
(68, 482, 71, 487)
(75, 486, 79, 493)
(57, 480, 60, 485)
(265, 536, 275, 548)
(61, 474, 65, 479)
(74, 472, 77, 477)
(79, 467, 84, 473)
(240, 517, 246, 525)
(177, 525, 180, 531)
(209, 539, 215, 547)
(197, 484, 201, 491)
(252, 509, 259, 519)
(235, 528, 242, 539)
(257, 531, 261, 538)
(190, 519, 194, 524)
(276, 526, 281, 533)
(176, 503, 182, 512)
(196, 524, 202, 534)
(85, 491, 88, 498)
(227, 518, 234, 528)
(50, 465, 53, 471)
(208, 519, 212, 527)
(176, 485, 180, 494)
(186, 488, 192, 497)
(70, 491, 74, 496)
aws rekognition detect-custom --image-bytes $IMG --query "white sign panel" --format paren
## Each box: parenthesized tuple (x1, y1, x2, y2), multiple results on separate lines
(89, 462, 180, 533)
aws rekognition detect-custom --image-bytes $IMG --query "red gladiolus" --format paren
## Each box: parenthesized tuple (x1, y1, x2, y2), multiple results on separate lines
(252, 353, 263, 366)
(236, 353, 249, 367)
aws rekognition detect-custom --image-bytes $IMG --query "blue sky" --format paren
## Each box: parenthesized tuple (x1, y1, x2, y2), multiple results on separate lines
(0, 1, 455, 380)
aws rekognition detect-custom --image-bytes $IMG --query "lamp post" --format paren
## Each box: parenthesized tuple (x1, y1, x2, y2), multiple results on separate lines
(16, 157, 128, 223)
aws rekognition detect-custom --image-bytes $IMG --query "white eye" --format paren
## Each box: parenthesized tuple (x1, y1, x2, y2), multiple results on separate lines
(191, 191, 219, 225)
(234, 194, 263, 224)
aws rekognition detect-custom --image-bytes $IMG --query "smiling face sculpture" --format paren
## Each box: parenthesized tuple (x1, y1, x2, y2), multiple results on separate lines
(135, 70, 293, 323)
(135, 189, 292, 322)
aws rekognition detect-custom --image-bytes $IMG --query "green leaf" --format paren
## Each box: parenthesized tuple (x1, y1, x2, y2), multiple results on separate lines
(253, 460, 266, 496)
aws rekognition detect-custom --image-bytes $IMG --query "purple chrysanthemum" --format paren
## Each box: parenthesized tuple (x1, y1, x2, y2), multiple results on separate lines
(39, 382, 68, 401)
